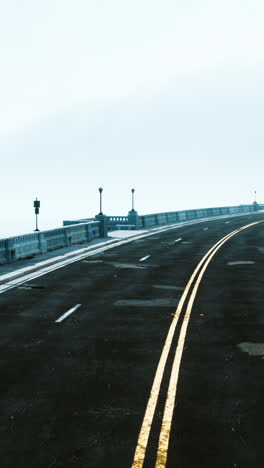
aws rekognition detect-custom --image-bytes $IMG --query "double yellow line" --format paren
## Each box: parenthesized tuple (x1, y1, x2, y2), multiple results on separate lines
(131, 220, 263, 468)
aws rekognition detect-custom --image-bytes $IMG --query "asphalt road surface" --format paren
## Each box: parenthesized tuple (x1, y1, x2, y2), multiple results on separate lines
(0, 214, 264, 468)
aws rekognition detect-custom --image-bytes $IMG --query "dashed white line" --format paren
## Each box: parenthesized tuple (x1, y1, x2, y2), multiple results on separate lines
(139, 255, 151, 262)
(203, 227, 209, 230)
(55, 304, 81, 323)
(174, 238, 182, 243)
(131, 219, 264, 468)
(0, 212, 257, 297)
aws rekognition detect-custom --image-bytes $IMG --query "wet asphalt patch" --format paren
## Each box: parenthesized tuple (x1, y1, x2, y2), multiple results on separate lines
(152, 284, 185, 291)
(114, 298, 179, 307)
(237, 342, 264, 359)
(227, 261, 255, 265)
(82, 260, 104, 264)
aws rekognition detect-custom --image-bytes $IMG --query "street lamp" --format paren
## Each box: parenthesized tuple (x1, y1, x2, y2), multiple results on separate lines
(33, 197, 40, 231)
(131, 188, 135, 211)
(98, 187, 103, 215)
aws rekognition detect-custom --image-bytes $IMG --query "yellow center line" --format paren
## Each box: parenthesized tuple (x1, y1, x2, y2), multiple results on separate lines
(155, 220, 264, 468)
(131, 226, 243, 468)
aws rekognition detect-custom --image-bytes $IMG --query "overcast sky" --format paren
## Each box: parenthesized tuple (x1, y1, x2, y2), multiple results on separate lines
(1, 0, 264, 237)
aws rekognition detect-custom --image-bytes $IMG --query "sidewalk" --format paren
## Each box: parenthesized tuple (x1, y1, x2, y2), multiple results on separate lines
(0, 230, 146, 282)
(0, 211, 260, 285)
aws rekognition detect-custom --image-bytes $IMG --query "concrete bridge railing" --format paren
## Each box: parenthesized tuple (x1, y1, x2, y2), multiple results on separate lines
(138, 205, 257, 229)
(0, 221, 100, 265)
(65, 205, 258, 232)
(64, 204, 258, 233)
(0, 203, 260, 265)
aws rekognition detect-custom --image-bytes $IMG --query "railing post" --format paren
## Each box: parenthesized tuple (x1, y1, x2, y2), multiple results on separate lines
(5, 239, 16, 263)
(38, 233, 47, 253)
(86, 224, 91, 241)
(128, 210, 140, 229)
(95, 214, 108, 237)
(64, 227, 72, 246)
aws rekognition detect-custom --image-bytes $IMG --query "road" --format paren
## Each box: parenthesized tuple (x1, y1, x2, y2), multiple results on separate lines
(0, 214, 263, 468)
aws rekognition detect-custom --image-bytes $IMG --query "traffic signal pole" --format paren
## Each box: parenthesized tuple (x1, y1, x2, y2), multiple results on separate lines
(34, 197, 40, 231)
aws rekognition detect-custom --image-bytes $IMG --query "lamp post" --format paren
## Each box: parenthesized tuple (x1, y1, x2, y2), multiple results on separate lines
(33, 197, 40, 231)
(254, 190, 257, 203)
(131, 188, 135, 211)
(98, 187, 103, 215)
(128, 188, 139, 228)
(95, 187, 107, 237)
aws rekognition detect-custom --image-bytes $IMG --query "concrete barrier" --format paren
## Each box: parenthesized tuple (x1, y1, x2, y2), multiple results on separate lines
(1, 204, 257, 266)
(137, 204, 255, 230)
(156, 213, 167, 225)
(141, 215, 156, 227)
(0, 221, 100, 265)
(166, 212, 177, 223)
(186, 210, 197, 220)
(0, 240, 7, 264)
(64, 204, 257, 233)
(177, 210, 187, 221)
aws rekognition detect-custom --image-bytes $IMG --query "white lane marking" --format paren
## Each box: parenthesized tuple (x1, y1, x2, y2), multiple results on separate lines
(1, 213, 253, 285)
(55, 304, 81, 323)
(154, 220, 263, 468)
(203, 227, 209, 230)
(139, 255, 151, 262)
(0, 212, 258, 296)
(225, 221, 230, 224)
(0, 226, 180, 288)
(0, 239, 118, 282)
(174, 238, 182, 243)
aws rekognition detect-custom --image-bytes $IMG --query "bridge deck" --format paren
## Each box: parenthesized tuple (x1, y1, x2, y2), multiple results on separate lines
(0, 213, 263, 468)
